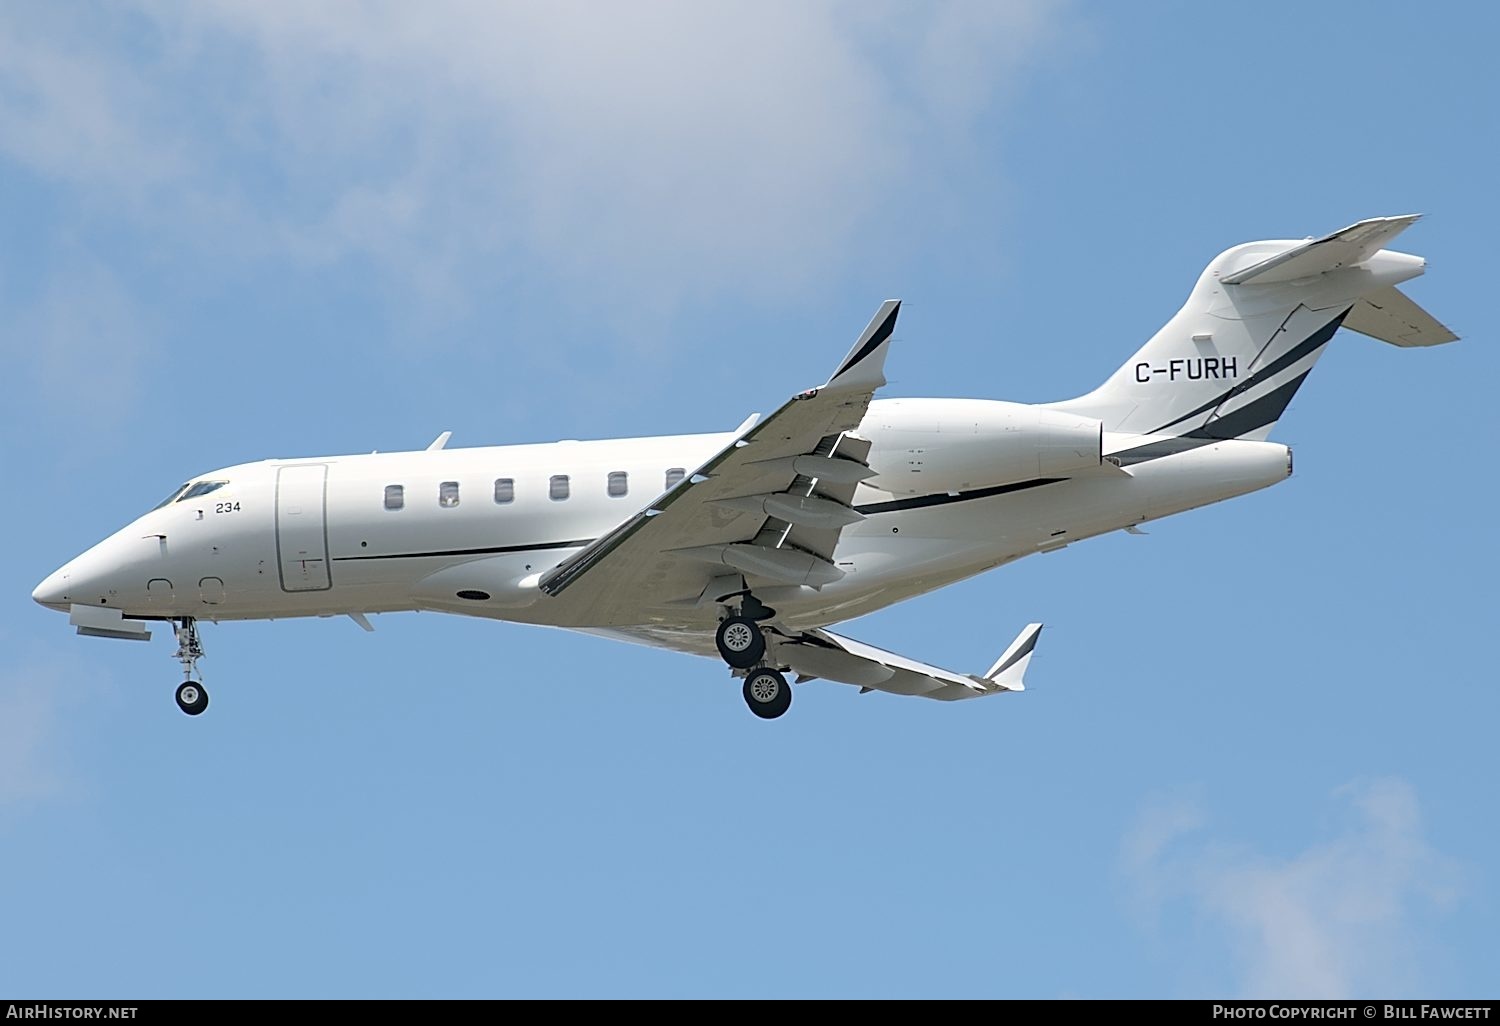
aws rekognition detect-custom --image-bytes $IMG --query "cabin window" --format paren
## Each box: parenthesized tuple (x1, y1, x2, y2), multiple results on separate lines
(494, 478, 514, 504)
(549, 474, 570, 501)
(665, 467, 686, 489)
(384, 485, 405, 511)
(607, 471, 628, 498)
(439, 481, 460, 508)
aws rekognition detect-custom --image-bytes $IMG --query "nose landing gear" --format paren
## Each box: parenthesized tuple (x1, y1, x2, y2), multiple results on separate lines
(175, 680, 208, 716)
(172, 618, 209, 716)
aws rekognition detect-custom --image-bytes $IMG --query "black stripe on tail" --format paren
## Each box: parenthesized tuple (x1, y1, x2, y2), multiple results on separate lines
(1147, 309, 1349, 435)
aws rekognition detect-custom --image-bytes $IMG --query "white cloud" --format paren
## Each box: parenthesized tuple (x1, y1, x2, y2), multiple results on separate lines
(0, 673, 63, 806)
(1121, 780, 1461, 998)
(1119, 791, 1206, 927)
(0, 256, 152, 425)
(0, 2, 1076, 308)
(0, 8, 187, 196)
(0, 653, 97, 808)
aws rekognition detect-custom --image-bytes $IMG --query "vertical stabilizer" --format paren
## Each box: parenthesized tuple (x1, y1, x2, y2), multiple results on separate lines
(1048, 216, 1454, 443)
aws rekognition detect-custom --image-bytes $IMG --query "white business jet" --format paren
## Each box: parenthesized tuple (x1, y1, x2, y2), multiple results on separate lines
(34, 216, 1456, 719)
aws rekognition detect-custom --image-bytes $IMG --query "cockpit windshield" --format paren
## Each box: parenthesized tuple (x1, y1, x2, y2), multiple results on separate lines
(152, 480, 228, 511)
(181, 480, 228, 500)
(153, 483, 190, 510)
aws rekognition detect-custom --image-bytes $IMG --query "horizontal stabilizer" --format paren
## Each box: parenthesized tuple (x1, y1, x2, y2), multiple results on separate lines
(1221, 214, 1421, 285)
(1342, 285, 1458, 347)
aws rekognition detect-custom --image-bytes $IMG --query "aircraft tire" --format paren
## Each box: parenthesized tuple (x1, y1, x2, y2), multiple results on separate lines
(175, 681, 209, 716)
(743, 668, 791, 719)
(716, 615, 765, 669)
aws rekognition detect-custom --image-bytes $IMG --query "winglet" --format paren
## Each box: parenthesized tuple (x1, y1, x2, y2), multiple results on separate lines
(984, 623, 1043, 692)
(826, 300, 900, 392)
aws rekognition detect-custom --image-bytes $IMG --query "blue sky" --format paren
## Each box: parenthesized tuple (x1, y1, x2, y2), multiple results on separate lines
(2, 1, 1495, 999)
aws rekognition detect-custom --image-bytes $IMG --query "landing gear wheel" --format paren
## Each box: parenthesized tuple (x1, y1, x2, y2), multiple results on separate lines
(743, 668, 792, 720)
(171, 618, 209, 716)
(175, 680, 209, 716)
(716, 615, 765, 669)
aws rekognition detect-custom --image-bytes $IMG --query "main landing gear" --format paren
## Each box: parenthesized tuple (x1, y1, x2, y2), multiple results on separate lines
(716, 594, 792, 720)
(172, 618, 209, 716)
(743, 667, 792, 720)
(715, 615, 765, 668)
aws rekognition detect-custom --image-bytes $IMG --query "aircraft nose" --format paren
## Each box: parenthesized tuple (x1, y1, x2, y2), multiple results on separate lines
(33, 565, 73, 610)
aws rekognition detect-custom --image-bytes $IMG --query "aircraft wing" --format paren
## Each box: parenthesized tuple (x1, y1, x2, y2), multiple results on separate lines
(776, 622, 1043, 701)
(537, 301, 900, 623)
(572, 620, 1044, 702)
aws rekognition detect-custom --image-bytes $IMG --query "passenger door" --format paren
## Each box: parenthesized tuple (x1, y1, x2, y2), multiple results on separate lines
(276, 465, 332, 592)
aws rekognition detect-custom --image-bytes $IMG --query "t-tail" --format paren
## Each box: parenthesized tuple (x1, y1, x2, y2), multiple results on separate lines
(1049, 215, 1457, 463)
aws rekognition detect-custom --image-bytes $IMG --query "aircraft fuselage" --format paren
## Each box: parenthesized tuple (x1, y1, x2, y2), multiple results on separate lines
(33, 397, 1289, 640)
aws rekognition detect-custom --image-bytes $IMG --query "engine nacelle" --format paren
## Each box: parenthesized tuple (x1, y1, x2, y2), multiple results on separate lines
(861, 399, 1102, 496)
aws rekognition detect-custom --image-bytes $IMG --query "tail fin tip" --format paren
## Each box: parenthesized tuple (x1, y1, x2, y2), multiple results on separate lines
(1221, 214, 1423, 285)
(1048, 215, 1452, 439)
